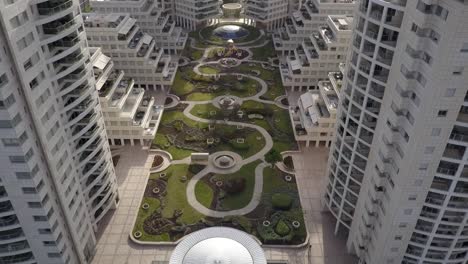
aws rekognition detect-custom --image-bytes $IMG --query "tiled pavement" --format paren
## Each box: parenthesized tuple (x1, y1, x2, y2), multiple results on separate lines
(92, 145, 357, 264)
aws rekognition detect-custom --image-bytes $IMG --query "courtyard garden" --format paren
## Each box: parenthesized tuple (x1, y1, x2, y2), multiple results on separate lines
(133, 23, 307, 246)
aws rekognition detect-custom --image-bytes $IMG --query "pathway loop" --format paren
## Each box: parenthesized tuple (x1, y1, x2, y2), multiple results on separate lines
(176, 34, 283, 217)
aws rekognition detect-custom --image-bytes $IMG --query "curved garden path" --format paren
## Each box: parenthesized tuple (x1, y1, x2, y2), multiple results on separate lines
(172, 37, 285, 217)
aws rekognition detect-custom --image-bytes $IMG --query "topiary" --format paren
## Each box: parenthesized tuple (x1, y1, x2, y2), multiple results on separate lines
(274, 220, 291, 237)
(271, 193, 293, 210)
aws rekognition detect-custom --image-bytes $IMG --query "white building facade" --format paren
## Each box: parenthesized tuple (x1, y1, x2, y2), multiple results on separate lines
(324, 1, 468, 263)
(0, 0, 119, 263)
(173, 0, 222, 30)
(279, 15, 352, 91)
(273, 0, 355, 55)
(83, 13, 178, 91)
(290, 69, 343, 147)
(91, 48, 163, 146)
(89, 0, 188, 54)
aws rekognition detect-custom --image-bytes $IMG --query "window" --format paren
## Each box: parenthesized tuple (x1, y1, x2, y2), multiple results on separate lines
(33, 215, 48, 222)
(461, 43, 468, 53)
(38, 228, 52, 234)
(438, 110, 447, 117)
(9, 155, 25, 163)
(2, 138, 20, 146)
(408, 195, 417, 201)
(28, 202, 41, 208)
(431, 128, 441, 136)
(43, 241, 56, 246)
(0, 73, 8, 89)
(425, 147, 435, 154)
(398, 223, 408, 228)
(22, 187, 37, 194)
(445, 88, 456, 97)
(453, 67, 463, 75)
(16, 172, 31, 179)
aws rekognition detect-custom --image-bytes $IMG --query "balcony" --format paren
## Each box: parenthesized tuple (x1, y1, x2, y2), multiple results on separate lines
(0, 241, 29, 254)
(37, 0, 72, 16)
(42, 16, 76, 35)
(443, 144, 465, 160)
(0, 252, 34, 263)
(0, 216, 19, 228)
(430, 177, 451, 192)
(0, 228, 23, 241)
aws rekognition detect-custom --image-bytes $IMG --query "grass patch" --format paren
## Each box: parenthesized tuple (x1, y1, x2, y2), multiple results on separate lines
(251, 40, 276, 61)
(211, 160, 261, 210)
(198, 65, 220, 75)
(194, 180, 214, 208)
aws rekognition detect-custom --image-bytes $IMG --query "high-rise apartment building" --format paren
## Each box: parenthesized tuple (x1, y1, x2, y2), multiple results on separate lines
(89, 0, 188, 54)
(324, 0, 468, 263)
(279, 14, 352, 91)
(0, 0, 119, 263)
(83, 13, 178, 90)
(273, 0, 355, 54)
(90, 47, 163, 146)
(245, 0, 301, 30)
(173, 0, 222, 30)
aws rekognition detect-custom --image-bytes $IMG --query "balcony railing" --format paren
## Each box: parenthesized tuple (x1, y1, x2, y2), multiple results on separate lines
(38, 0, 72, 16)
(43, 18, 75, 35)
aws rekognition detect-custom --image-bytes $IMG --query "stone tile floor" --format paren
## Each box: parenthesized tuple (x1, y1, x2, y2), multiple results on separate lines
(92, 145, 357, 264)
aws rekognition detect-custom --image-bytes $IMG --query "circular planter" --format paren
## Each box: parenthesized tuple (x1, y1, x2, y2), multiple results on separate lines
(262, 220, 271, 227)
(159, 173, 166, 179)
(216, 181, 223, 187)
(180, 176, 187, 182)
(284, 175, 293, 182)
(142, 203, 150, 210)
(152, 187, 160, 194)
(134, 231, 142, 239)
(292, 221, 301, 229)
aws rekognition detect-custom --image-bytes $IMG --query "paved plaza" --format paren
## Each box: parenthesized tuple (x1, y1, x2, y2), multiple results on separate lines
(91, 145, 357, 264)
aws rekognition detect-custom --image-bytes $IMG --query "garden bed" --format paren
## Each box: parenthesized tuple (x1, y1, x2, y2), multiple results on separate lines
(133, 164, 307, 245)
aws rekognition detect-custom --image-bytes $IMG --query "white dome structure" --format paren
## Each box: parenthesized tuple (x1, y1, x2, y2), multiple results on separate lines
(169, 227, 266, 264)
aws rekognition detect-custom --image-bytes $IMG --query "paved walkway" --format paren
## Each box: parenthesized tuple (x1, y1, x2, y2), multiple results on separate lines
(92, 146, 357, 264)
(91, 34, 357, 264)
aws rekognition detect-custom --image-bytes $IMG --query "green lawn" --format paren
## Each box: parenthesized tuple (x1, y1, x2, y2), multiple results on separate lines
(251, 41, 276, 61)
(194, 180, 214, 208)
(234, 63, 285, 100)
(195, 160, 261, 211)
(132, 197, 163, 241)
(174, 74, 260, 101)
(198, 65, 220, 75)
(133, 165, 207, 241)
(190, 103, 219, 119)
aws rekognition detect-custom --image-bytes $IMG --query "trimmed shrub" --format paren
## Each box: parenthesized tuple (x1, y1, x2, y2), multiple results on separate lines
(225, 178, 246, 194)
(275, 220, 291, 236)
(272, 193, 293, 210)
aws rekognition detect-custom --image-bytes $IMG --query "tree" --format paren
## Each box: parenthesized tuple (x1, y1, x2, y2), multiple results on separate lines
(265, 149, 282, 165)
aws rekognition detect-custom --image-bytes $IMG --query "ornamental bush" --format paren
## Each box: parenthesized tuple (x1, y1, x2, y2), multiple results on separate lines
(271, 193, 292, 210)
(225, 178, 246, 194)
(275, 220, 291, 237)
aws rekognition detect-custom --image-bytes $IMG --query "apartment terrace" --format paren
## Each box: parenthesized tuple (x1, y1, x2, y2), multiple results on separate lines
(98, 70, 124, 98)
(133, 95, 154, 126)
(109, 78, 135, 108)
(121, 88, 145, 118)
(318, 81, 339, 113)
(83, 13, 125, 29)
